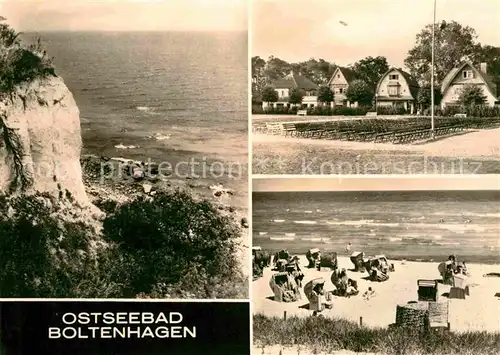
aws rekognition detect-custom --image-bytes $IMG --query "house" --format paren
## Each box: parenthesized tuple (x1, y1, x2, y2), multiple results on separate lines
(326, 66, 357, 106)
(441, 62, 499, 108)
(263, 71, 319, 108)
(375, 68, 419, 114)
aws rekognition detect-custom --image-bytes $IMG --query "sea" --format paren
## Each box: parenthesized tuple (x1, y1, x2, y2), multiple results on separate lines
(253, 191, 500, 263)
(22, 31, 248, 205)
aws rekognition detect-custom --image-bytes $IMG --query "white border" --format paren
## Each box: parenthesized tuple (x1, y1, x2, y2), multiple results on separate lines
(247, 0, 254, 351)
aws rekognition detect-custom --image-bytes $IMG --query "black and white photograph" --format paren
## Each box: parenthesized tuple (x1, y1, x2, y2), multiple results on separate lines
(251, 0, 500, 175)
(252, 177, 500, 354)
(0, 0, 249, 299)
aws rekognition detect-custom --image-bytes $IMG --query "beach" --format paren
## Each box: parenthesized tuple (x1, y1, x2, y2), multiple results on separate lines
(253, 255, 500, 333)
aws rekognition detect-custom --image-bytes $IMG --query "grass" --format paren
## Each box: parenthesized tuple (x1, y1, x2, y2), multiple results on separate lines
(253, 141, 500, 175)
(253, 314, 500, 355)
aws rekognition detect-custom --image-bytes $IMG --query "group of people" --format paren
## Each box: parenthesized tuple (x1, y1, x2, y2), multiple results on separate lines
(439, 254, 468, 285)
(331, 268, 359, 297)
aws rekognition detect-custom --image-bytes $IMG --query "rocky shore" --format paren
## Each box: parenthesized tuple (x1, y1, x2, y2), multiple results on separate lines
(80, 154, 249, 274)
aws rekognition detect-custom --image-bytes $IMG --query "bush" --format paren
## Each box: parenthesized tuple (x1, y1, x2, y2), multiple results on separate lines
(0, 23, 55, 94)
(0, 193, 97, 297)
(102, 190, 246, 298)
(440, 105, 500, 118)
(376, 106, 408, 115)
(253, 314, 500, 355)
(261, 106, 298, 115)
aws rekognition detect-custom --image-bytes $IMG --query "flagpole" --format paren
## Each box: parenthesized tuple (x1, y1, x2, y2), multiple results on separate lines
(431, 0, 436, 138)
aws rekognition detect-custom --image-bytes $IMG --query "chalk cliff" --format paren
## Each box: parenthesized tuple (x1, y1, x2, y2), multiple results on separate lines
(0, 76, 90, 207)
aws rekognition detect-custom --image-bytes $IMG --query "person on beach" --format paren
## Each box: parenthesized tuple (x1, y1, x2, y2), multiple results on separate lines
(287, 261, 304, 288)
(305, 278, 332, 315)
(345, 242, 351, 254)
(363, 287, 376, 300)
(315, 251, 322, 271)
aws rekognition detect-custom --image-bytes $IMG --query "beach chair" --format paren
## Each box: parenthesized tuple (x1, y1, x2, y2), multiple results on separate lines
(417, 279, 438, 302)
(350, 251, 365, 271)
(428, 301, 450, 331)
(449, 287, 466, 299)
(306, 248, 321, 268)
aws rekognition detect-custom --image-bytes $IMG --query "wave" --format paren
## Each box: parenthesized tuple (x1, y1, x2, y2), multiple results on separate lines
(258, 232, 267, 236)
(301, 237, 331, 243)
(149, 133, 171, 141)
(114, 143, 139, 149)
(285, 233, 296, 237)
(273, 219, 285, 223)
(326, 220, 398, 227)
(136, 106, 150, 111)
(269, 236, 295, 241)
(304, 210, 313, 214)
(388, 237, 402, 242)
(294, 220, 317, 225)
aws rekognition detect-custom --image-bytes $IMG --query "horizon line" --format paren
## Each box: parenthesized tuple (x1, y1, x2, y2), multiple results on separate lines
(19, 29, 247, 33)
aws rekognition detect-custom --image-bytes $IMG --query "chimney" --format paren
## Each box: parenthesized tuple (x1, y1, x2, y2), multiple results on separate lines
(480, 62, 487, 74)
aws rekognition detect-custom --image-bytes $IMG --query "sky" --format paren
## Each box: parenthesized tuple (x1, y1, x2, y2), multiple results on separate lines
(252, 0, 500, 68)
(252, 177, 500, 192)
(0, 0, 247, 32)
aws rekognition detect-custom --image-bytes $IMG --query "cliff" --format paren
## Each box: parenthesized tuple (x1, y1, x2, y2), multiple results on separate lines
(0, 76, 90, 207)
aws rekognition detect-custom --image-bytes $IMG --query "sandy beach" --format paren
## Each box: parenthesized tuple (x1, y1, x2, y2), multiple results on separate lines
(253, 255, 500, 333)
(252, 129, 500, 174)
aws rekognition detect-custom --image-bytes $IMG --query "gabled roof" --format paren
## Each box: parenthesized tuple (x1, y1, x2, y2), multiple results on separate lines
(327, 66, 357, 85)
(376, 68, 419, 99)
(441, 61, 498, 99)
(272, 71, 318, 91)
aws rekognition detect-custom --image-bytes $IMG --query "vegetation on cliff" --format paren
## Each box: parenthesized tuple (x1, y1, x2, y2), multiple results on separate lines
(0, 20, 247, 299)
(0, 19, 55, 94)
(0, 189, 247, 298)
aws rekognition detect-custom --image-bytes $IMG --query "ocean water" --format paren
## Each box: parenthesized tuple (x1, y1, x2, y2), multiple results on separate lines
(22, 31, 248, 199)
(253, 191, 500, 263)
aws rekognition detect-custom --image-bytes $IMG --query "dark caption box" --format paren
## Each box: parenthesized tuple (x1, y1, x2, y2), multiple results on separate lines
(0, 301, 250, 355)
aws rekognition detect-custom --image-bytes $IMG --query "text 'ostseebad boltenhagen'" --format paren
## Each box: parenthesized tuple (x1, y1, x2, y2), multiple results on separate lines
(48, 312, 196, 339)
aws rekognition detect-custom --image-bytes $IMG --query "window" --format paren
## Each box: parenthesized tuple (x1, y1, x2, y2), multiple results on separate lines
(462, 70, 473, 79)
(337, 74, 340, 78)
(339, 88, 344, 94)
(389, 74, 399, 80)
(388, 86, 399, 96)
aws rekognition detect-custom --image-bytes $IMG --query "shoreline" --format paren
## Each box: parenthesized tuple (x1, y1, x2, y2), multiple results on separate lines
(252, 248, 500, 265)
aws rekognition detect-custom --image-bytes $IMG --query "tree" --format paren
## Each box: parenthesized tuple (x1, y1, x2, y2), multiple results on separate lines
(345, 80, 373, 106)
(252, 56, 267, 95)
(352, 56, 389, 89)
(263, 56, 291, 82)
(102, 190, 244, 298)
(479, 45, 500, 77)
(291, 58, 336, 84)
(458, 84, 487, 106)
(317, 86, 334, 105)
(405, 21, 482, 84)
(261, 86, 278, 105)
(288, 88, 304, 105)
(416, 85, 442, 109)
